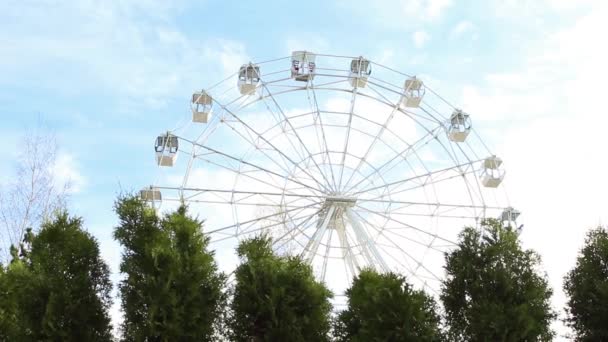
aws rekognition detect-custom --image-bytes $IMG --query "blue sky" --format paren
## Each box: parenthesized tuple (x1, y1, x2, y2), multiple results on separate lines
(2, 0, 607, 339)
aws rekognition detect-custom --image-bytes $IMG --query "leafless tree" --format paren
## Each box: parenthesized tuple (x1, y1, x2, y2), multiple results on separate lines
(0, 127, 70, 262)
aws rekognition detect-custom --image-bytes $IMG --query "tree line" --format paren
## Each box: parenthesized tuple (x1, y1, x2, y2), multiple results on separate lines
(1, 195, 607, 341)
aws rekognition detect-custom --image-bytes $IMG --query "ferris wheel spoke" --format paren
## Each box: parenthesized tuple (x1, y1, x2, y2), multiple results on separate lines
(344, 82, 420, 192)
(272, 208, 322, 251)
(261, 96, 310, 162)
(258, 79, 336, 192)
(307, 81, 339, 191)
(343, 125, 442, 194)
(206, 202, 321, 237)
(350, 209, 448, 255)
(372, 233, 444, 285)
(446, 133, 488, 210)
(382, 227, 453, 254)
(362, 165, 482, 203)
(337, 86, 358, 190)
(192, 155, 314, 196)
(218, 118, 295, 176)
(356, 197, 492, 208)
(354, 205, 456, 245)
(182, 136, 324, 195)
(340, 90, 401, 192)
(238, 206, 318, 239)
(354, 213, 444, 287)
(376, 244, 433, 289)
(165, 188, 319, 208)
(209, 97, 332, 193)
(364, 81, 471, 176)
(352, 158, 482, 197)
(358, 231, 440, 290)
(372, 238, 441, 288)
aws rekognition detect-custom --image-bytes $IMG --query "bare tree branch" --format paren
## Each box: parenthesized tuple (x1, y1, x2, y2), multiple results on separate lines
(0, 124, 70, 262)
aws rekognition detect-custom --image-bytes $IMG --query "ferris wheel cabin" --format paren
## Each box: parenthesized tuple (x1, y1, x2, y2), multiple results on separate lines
(291, 51, 316, 82)
(155, 133, 179, 167)
(448, 109, 472, 142)
(238, 64, 261, 95)
(349, 57, 371, 88)
(401, 76, 425, 108)
(140, 186, 162, 202)
(500, 207, 520, 223)
(191, 91, 212, 123)
(480, 155, 504, 188)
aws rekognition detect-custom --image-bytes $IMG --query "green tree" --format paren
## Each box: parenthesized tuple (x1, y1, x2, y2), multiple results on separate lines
(114, 196, 224, 341)
(0, 257, 36, 341)
(228, 235, 333, 341)
(334, 268, 443, 342)
(0, 212, 113, 341)
(0, 262, 19, 340)
(441, 219, 555, 341)
(563, 226, 608, 341)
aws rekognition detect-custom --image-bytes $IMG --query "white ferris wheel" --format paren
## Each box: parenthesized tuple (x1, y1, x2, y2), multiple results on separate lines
(142, 51, 518, 298)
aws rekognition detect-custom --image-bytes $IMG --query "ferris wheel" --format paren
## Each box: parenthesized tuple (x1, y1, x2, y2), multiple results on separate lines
(141, 51, 516, 296)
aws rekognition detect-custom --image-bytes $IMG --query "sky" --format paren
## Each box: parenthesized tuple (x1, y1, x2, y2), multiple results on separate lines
(1, 0, 607, 339)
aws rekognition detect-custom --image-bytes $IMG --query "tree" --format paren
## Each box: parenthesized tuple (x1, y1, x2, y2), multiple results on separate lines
(441, 219, 555, 341)
(0, 212, 113, 341)
(563, 226, 608, 341)
(334, 268, 443, 342)
(0, 256, 35, 341)
(114, 196, 225, 341)
(228, 235, 333, 341)
(0, 127, 70, 261)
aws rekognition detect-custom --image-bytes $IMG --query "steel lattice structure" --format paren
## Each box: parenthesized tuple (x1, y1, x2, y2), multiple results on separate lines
(143, 52, 515, 298)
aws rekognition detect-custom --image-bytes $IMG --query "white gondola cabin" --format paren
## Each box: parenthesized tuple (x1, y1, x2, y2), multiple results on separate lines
(400, 76, 425, 108)
(480, 155, 504, 188)
(191, 91, 212, 123)
(238, 64, 260, 95)
(500, 207, 520, 223)
(349, 57, 371, 88)
(291, 51, 316, 82)
(448, 109, 472, 142)
(155, 133, 179, 167)
(140, 186, 162, 202)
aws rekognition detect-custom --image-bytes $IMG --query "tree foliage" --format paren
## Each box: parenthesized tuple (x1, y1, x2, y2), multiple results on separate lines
(334, 268, 443, 342)
(0, 212, 113, 341)
(563, 226, 608, 341)
(228, 235, 333, 341)
(114, 196, 225, 341)
(441, 219, 555, 341)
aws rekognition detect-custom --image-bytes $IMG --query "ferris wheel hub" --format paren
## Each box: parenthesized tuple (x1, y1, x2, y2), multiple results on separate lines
(316, 195, 358, 233)
(323, 195, 357, 208)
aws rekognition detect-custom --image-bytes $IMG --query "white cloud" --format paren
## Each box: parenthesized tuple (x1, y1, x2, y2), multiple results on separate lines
(450, 20, 475, 39)
(399, 0, 453, 20)
(52, 152, 86, 194)
(338, 0, 453, 28)
(426, 0, 453, 19)
(412, 30, 430, 48)
(0, 2, 249, 111)
(285, 35, 330, 55)
(205, 39, 250, 78)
